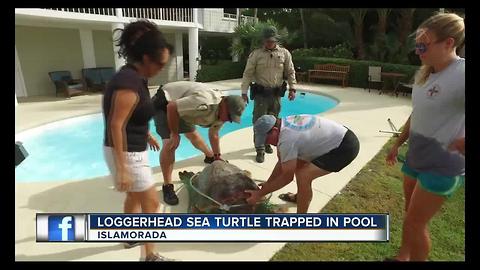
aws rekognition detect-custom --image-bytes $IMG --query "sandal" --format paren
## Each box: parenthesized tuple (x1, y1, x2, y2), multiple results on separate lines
(278, 192, 297, 203)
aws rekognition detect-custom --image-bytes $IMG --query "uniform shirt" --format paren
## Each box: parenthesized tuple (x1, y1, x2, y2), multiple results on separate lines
(407, 57, 465, 176)
(241, 44, 297, 94)
(162, 81, 224, 129)
(278, 114, 348, 163)
(103, 64, 155, 152)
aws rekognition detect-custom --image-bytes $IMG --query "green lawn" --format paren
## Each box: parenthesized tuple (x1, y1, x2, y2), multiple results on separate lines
(271, 137, 465, 261)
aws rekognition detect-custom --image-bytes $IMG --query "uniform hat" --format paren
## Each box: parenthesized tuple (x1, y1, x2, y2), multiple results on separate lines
(224, 95, 246, 123)
(253, 115, 277, 148)
(262, 26, 280, 42)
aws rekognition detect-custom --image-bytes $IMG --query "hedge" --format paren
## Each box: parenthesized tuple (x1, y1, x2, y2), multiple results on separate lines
(293, 57, 420, 89)
(195, 60, 246, 82)
(196, 57, 419, 89)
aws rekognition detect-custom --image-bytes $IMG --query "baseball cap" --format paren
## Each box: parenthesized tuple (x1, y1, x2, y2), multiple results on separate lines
(225, 95, 246, 123)
(253, 115, 277, 148)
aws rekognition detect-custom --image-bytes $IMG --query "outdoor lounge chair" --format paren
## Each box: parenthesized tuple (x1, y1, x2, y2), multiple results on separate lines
(366, 66, 383, 92)
(395, 82, 413, 96)
(48, 71, 88, 98)
(82, 67, 115, 92)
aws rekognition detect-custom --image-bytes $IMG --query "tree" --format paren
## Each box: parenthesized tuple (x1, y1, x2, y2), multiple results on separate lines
(367, 9, 391, 62)
(397, 8, 416, 46)
(349, 9, 368, 59)
(231, 19, 291, 60)
(299, 8, 308, 48)
(377, 8, 391, 35)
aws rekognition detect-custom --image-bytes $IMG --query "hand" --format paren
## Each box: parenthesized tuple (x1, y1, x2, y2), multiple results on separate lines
(386, 145, 399, 166)
(448, 137, 465, 155)
(116, 168, 133, 192)
(147, 134, 160, 151)
(242, 94, 249, 104)
(169, 133, 180, 151)
(288, 90, 296, 101)
(245, 189, 265, 205)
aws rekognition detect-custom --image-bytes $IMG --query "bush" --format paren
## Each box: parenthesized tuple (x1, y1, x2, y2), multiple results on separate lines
(195, 60, 246, 82)
(292, 43, 354, 59)
(293, 56, 419, 89)
(195, 57, 420, 89)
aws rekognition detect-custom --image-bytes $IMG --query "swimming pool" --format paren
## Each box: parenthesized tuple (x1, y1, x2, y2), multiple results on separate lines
(15, 90, 338, 182)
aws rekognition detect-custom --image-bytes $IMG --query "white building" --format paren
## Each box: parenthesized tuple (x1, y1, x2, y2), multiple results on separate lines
(15, 8, 256, 97)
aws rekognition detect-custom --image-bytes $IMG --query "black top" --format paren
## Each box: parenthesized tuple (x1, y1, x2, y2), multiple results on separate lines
(103, 64, 155, 152)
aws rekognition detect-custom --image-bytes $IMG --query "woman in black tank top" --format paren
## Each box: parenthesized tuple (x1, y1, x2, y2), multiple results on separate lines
(102, 20, 173, 261)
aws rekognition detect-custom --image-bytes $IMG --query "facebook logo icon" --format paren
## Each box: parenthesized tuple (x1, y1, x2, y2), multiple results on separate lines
(48, 216, 75, 241)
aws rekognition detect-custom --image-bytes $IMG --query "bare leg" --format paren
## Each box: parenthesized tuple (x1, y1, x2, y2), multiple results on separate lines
(402, 184, 446, 261)
(160, 138, 176, 185)
(124, 192, 142, 214)
(138, 186, 160, 257)
(294, 162, 330, 213)
(395, 175, 418, 261)
(184, 131, 213, 157)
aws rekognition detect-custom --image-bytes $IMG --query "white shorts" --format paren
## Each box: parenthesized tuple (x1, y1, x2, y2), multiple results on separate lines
(103, 146, 155, 192)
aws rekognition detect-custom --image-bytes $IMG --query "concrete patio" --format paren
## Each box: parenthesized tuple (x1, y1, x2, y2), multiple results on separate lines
(15, 79, 412, 261)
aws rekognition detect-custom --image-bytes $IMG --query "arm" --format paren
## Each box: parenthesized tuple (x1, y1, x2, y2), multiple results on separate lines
(266, 159, 283, 182)
(265, 147, 283, 182)
(208, 125, 221, 157)
(109, 90, 139, 190)
(256, 159, 297, 197)
(448, 137, 465, 155)
(284, 50, 297, 90)
(386, 115, 411, 165)
(241, 51, 257, 95)
(393, 115, 411, 148)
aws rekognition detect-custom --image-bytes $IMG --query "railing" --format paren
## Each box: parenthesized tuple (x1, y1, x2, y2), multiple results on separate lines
(41, 8, 194, 22)
(222, 13, 258, 24)
(223, 13, 237, 19)
(42, 8, 116, 16)
(241, 15, 258, 24)
(122, 8, 193, 22)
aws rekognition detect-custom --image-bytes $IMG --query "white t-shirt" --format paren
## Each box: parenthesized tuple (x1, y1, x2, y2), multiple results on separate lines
(407, 57, 465, 176)
(278, 114, 348, 163)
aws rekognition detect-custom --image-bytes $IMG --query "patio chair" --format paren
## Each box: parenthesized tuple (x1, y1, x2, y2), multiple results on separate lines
(82, 67, 115, 92)
(366, 66, 383, 93)
(99, 67, 115, 85)
(48, 71, 87, 98)
(395, 78, 414, 97)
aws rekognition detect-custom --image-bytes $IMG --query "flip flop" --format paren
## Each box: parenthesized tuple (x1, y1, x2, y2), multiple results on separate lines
(278, 192, 297, 203)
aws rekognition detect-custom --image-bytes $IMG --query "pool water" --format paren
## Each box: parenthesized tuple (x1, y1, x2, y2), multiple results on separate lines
(15, 90, 338, 182)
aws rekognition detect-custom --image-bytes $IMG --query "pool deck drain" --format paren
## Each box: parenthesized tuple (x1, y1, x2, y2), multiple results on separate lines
(15, 79, 412, 261)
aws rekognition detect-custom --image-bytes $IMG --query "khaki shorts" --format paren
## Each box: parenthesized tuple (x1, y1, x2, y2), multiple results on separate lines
(153, 110, 196, 139)
(103, 146, 155, 192)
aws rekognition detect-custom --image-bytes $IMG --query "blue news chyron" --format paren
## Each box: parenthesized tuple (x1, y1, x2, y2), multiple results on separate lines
(89, 213, 388, 229)
(36, 213, 389, 242)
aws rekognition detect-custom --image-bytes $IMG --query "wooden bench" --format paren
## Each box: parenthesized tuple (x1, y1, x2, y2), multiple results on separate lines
(308, 64, 350, 87)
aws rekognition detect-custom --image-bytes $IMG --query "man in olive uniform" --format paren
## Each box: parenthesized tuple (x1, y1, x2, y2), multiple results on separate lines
(241, 26, 297, 163)
(152, 81, 246, 205)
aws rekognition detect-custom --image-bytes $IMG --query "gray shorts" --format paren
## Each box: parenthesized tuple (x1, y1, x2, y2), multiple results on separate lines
(153, 110, 196, 139)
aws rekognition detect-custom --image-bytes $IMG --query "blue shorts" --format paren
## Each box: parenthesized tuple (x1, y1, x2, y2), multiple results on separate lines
(401, 162, 464, 198)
